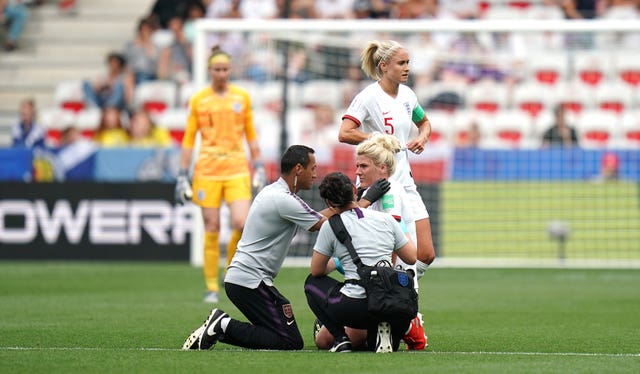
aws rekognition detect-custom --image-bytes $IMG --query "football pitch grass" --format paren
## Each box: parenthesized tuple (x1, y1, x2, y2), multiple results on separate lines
(1, 262, 639, 373)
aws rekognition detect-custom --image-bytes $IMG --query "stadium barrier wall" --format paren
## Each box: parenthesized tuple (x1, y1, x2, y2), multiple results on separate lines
(1, 147, 638, 262)
(0, 182, 192, 260)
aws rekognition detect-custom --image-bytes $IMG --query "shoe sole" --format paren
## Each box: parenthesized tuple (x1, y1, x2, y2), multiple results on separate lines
(182, 325, 205, 350)
(375, 322, 392, 353)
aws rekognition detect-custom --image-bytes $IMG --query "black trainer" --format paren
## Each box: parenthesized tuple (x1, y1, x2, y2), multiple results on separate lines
(198, 308, 229, 350)
(329, 336, 352, 353)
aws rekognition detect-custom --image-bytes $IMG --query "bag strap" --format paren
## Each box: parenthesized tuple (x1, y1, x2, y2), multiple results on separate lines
(328, 214, 364, 270)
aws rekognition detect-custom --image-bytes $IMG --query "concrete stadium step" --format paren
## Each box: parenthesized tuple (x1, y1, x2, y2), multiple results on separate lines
(22, 18, 137, 42)
(0, 89, 55, 113)
(0, 66, 101, 87)
(0, 44, 109, 65)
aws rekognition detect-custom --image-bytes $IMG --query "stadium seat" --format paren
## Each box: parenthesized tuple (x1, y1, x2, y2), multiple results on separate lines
(154, 107, 188, 143)
(555, 80, 593, 116)
(512, 81, 555, 119)
(285, 108, 314, 146)
(617, 110, 640, 149)
(451, 109, 480, 146)
(74, 107, 102, 138)
(54, 80, 85, 113)
(251, 81, 285, 111)
(467, 80, 509, 114)
(39, 106, 78, 145)
(416, 80, 467, 113)
(574, 109, 620, 149)
(133, 80, 178, 114)
(526, 52, 568, 86)
(421, 110, 453, 145)
(594, 82, 635, 114)
(573, 51, 613, 88)
(300, 79, 344, 109)
(613, 52, 640, 89)
(477, 110, 535, 149)
(252, 108, 283, 163)
(178, 81, 198, 108)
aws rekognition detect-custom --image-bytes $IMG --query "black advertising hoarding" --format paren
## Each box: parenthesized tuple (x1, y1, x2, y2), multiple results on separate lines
(0, 183, 193, 260)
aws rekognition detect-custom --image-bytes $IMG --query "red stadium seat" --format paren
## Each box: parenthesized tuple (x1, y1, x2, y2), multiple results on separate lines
(467, 80, 509, 114)
(134, 80, 178, 114)
(575, 109, 620, 149)
(54, 80, 85, 114)
(573, 52, 612, 88)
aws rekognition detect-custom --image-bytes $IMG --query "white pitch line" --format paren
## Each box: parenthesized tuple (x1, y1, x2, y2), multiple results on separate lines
(1, 347, 639, 357)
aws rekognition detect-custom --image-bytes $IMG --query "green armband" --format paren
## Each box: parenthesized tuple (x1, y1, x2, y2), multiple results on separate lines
(412, 104, 425, 123)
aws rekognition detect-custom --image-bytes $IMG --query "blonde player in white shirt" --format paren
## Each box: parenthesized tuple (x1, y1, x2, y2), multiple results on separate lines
(339, 40, 435, 279)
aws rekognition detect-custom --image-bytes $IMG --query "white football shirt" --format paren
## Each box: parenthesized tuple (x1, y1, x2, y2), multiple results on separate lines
(343, 82, 422, 188)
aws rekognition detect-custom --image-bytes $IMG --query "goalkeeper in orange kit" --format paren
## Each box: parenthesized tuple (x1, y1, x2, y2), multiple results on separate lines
(175, 45, 266, 303)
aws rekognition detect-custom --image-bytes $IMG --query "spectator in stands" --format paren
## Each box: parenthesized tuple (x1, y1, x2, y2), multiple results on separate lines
(127, 109, 172, 147)
(0, 0, 29, 51)
(599, 0, 640, 49)
(205, 0, 241, 18)
(149, 0, 191, 29)
(562, 0, 599, 19)
(93, 107, 129, 147)
(11, 98, 46, 149)
(542, 105, 578, 148)
(438, 0, 478, 19)
(314, 0, 357, 19)
(183, 0, 207, 43)
(353, 0, 392, 19)
(83, 52, 131, 112)
(279, 0, 319, 18)
(455, 121, 481, 148)
(157, 15, 192, 85)
(123, 17, 161, 85)
(596, 152, 620, 182)
(562, 0, 599, 49)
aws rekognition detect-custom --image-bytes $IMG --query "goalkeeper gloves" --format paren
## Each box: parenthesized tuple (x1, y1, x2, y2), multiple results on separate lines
(252, 160, 266, 191)
(360, 178, 391, 204)
(174, 168, 193, 205)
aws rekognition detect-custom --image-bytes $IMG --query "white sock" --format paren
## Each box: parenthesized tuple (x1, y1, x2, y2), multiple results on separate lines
(220, 317, 231, 332)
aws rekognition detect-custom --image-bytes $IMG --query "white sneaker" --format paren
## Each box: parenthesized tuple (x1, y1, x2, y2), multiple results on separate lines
(375, 322, 392, 353)
(203, 291, 219, 303)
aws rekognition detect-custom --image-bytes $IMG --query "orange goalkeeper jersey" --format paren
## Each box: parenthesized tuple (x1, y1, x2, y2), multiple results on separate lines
(182, 84, 258, 181)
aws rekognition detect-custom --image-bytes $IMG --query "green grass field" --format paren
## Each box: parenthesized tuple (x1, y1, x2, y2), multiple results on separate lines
(1, 262, 639, 373)
(442, 181, 640, 259)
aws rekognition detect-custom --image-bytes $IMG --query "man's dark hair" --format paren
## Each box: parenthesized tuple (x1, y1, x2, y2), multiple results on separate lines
(107, 52, 126, 68)
(280, 145, 315, 174)
(318, 172, 354, 209)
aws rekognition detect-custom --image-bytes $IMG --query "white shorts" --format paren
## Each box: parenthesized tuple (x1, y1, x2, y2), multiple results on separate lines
(404, 184, 430, 221)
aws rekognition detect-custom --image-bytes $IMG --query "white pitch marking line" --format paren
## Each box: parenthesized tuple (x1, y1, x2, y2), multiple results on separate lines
(1, 347, 639, 357)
